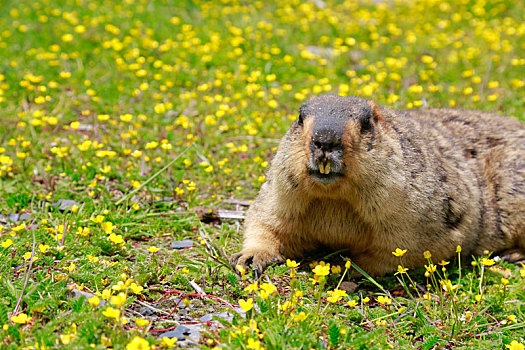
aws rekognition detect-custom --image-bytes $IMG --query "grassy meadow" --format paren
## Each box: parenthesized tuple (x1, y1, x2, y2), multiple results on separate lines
(0, 0, 524, 348)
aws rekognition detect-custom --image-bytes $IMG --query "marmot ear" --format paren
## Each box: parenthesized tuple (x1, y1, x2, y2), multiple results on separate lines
(367, 100, 382, 124)
(297, 112, 304, 126)
(297, 106, 305, 126)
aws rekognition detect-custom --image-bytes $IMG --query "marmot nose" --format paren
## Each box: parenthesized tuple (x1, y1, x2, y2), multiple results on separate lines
(311, 130, 341, 151)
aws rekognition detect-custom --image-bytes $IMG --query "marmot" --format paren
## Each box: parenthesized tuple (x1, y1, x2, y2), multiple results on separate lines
(230, 94, 525, 276)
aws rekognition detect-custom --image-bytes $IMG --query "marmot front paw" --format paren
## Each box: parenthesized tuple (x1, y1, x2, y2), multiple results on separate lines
(230, 248, 284, 278)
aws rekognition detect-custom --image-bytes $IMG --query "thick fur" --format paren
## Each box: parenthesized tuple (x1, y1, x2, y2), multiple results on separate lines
(230, 95, 525, 276)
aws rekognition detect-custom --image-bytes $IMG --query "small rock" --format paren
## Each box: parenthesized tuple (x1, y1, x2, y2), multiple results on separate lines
(8, 213, 20, 222)
(200, 310, 236, 323)
(68, 288, 106, 306)
(339, 281, 358, 293)
(139, 306, 156, 316)
(200, 314, 213, 322)
(52, 199, 80, 212)
(154, 197, 176, 203)
(171, 240, 194, 249)
(159, 330, 182, 339)
(0, 213, 31, 223)
(306, 45, 335, 58)
(160, 324, 201, 342)
(309, 0, 327, 9)
(20, 213, 31, 221)
(216, 311, 235, 322)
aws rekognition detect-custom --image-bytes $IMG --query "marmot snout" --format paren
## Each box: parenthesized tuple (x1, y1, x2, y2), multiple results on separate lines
(303, 95, 381, 186)
(231, 94, 525, 277)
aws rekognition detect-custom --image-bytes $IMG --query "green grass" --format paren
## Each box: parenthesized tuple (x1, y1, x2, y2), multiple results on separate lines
(0, 0, 524, 348)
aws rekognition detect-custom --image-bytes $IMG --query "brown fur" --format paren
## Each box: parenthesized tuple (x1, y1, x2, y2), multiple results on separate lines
(230, 95, 525, 276)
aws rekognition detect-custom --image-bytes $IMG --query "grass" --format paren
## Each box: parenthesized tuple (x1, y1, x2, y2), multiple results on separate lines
(0, 0, 524, 348)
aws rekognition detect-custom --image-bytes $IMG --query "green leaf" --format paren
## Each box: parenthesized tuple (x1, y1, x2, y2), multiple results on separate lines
(328, 322, 340, 346)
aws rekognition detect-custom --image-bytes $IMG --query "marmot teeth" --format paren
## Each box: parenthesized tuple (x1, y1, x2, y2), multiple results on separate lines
(319, 162, 331, 174)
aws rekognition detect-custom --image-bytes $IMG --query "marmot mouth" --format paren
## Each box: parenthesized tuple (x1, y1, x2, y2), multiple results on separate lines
(308, 169, 342, 185)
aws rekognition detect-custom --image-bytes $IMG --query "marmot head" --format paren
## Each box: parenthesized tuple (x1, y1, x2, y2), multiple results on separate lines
(296, 94, 382, 186)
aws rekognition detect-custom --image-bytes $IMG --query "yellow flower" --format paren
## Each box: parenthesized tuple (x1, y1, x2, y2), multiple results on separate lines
(87, 255, 98, 263)
(120, 114, 133, 122)
(60, 333, 76, 345)
(312, 264, 330, 277)
(395, 265, 408, 275)
(441, 279, 456, 292)
(327, 289, 347, 303)
(136, 318, 149, 327)
(481, 258, 495, 266)
(258, 283, 277, 299)
(456, 245, 462, 253)
(293, 312, 308, 322)
(65, 263, 76, 272)
(247, 337, 263, 350)
(101, 221, 115, 234)
(236, 265, 245, 275)
(12, 223, 26, 232)
(61, 33, 74, 42)
(162, 337, 177, 348)
(347, 300, 358, 308)
(131, 150, 142, 158)
(110, 292, 127, 307)
(154, 103, 166, 114)
(331, 265, 342, 274)
(148, 246, 160, 253)
(130, 283, 144, 294)
(244, 281, 258, 292)
(108, 233, 125, 245)
(376, 296, 392, 305)
(423, 251, 432, 259)
(506, 341, 525, 350)
(506, 315, 517, 323)
(425, 264, 437, 273)
(437, 260, 450, 266)
(91, 215, 104, 223)
(286, 259, 299, 268)
(238, 298, 254, 312)
(88, 296, 100, 306)
(11, 313, 32, 324)
(475, 294, 483, 302)
(102, 307, 120, 319)
(77, 227, 90, 236)
(362, 297, 370, 303)
(501, 278, 509, 286)
(392, 248, 407, 257)
(101, 289, 112, 299)
(345, 260, 352, 269)
(126, 336, 150, 350)
(280, 301, 292, 311)
(1, 239, 13, 248)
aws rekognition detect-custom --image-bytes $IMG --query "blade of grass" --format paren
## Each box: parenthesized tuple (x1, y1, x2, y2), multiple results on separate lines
(115, 144, 193, 205)
(351, 262, 398, 305)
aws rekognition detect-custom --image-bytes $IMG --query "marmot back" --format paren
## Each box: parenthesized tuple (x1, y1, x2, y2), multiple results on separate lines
(231, 94, 525, 276)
